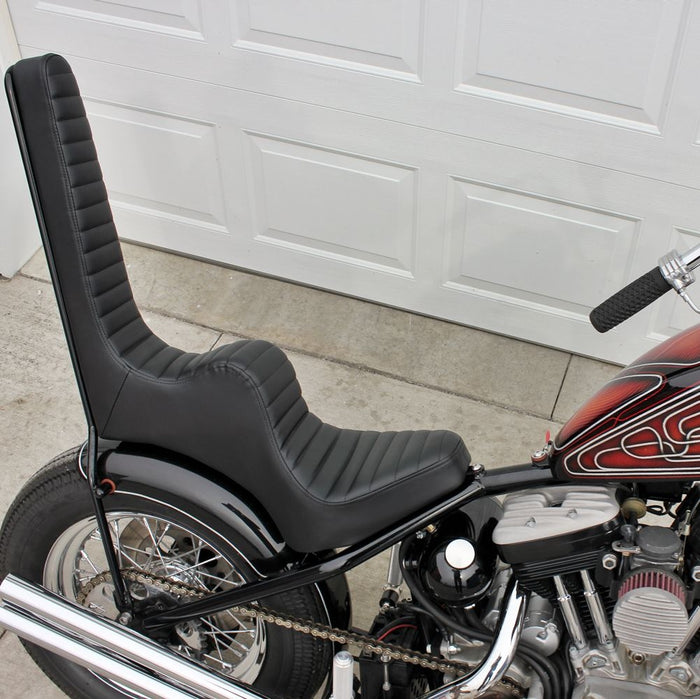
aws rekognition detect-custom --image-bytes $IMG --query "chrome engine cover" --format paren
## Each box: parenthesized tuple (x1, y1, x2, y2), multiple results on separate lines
(492, 486, 620, 549)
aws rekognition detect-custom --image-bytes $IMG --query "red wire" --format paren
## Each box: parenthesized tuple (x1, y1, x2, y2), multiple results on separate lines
(376, 623, 418, 642)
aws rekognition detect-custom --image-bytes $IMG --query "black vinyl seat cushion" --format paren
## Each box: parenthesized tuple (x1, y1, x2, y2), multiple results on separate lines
(7, 53, 472, 552)
(107, 338, 471, 551)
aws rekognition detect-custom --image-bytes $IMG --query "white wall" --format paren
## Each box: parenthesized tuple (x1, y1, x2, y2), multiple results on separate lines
(0, 0, 38, 278)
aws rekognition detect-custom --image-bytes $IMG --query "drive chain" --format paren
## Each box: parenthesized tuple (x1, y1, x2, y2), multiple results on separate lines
(78, 570, 522, 696)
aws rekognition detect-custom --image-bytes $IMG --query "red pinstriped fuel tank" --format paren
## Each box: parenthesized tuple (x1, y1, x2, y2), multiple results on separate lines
(552, 324, 700, 480)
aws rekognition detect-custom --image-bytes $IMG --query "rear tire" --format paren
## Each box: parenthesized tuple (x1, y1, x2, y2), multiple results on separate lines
(0, 448, 331, 699)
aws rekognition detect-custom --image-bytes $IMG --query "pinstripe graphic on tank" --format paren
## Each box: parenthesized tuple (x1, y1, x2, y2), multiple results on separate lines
(553, 323, 700, 479)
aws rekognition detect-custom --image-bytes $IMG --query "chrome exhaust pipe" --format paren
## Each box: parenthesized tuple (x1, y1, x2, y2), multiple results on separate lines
(1, 573, 527, 699)
(0, 574, 264, 699)
(423, 577, 528, 699)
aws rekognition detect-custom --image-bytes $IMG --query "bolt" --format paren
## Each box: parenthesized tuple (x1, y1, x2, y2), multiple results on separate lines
(584, 656, 606, 669)
(602, 553, 618, 570)
(117, 612, 132, 626)
(670, 668, 690, 683)
(447, 644, 460, 655)
(692, 566, 700, 583)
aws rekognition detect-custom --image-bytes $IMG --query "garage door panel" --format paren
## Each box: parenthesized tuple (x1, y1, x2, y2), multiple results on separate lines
(86, 100, 227, 233)
(444, 178, 641, 314)
(455, 0, 686, 132)
(35, 0, 206, 39)
(112, 208, 232, 261)
(244, 132, 417, 277)
(231, 0, 425, 80)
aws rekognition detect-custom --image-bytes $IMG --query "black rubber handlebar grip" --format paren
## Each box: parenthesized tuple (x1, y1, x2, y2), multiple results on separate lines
(589, 267, 671, 333)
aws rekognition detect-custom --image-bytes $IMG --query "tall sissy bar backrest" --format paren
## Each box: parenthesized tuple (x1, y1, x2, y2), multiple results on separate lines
(5, 53, 154, 433)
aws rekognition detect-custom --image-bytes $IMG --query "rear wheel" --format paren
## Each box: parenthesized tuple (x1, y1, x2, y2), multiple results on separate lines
(0, 448, 331, 699)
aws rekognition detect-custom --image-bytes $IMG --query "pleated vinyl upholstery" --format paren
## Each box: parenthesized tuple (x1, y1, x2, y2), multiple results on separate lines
(45, 66, 194, 382)
(8, 54, 471, 551)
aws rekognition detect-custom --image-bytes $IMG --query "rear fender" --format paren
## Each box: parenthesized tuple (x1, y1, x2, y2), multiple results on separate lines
(96, 442, 351, 629)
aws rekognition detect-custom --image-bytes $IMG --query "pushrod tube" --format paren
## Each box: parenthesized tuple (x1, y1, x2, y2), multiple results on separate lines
(553, 575, 587, 651)
(144, 464, 556, 631)
(580, 569, 613, 647)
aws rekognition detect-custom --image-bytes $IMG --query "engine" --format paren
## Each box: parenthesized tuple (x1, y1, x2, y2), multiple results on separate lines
(368, 484, 700, 698)
(487, 485, 700, 698)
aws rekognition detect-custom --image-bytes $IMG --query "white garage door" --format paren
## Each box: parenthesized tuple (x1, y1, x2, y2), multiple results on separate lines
(7, 0, 700, 364)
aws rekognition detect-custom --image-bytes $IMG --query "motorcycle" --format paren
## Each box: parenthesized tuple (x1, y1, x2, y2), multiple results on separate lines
(3, 51, 700, 699)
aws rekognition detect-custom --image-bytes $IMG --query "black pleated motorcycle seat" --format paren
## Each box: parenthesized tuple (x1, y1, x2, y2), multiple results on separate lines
(6, 54, 472, 552)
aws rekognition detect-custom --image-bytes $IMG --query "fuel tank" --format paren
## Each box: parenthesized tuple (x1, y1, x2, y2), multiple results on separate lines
(552, 324, 700, 481)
